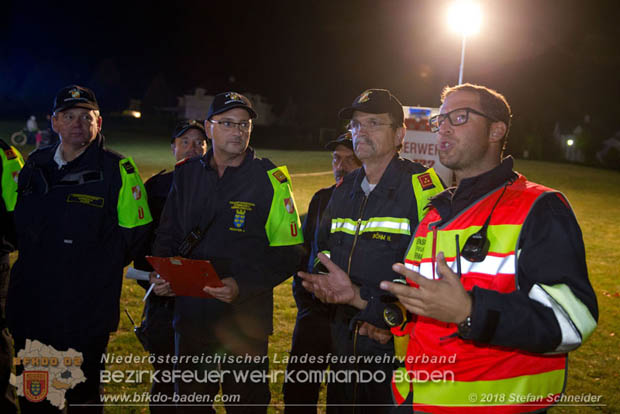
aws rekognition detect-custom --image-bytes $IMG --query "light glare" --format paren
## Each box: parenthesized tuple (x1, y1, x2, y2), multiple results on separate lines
(448, 1, 482, 36)
(567, 139, 574, 146)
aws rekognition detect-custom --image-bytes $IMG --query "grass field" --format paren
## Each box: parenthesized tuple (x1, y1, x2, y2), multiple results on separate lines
(7, 130, 620, 413)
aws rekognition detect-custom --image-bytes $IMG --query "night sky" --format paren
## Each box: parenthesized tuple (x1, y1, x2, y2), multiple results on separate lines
(2, 0, 619, 145)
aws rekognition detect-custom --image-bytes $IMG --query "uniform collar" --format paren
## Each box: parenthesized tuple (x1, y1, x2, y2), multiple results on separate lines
(432, 156, 518, 221)
(202, 146, 256, 173)
(38, 134, 105, 170)
(349, 154, 401, 199)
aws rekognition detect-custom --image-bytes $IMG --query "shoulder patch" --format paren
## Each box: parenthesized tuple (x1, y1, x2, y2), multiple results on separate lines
(4, 148, 17, 160)
(121, 159, 135, 174)
(417, 172, 435, 190)
(272, 169, 288, 183)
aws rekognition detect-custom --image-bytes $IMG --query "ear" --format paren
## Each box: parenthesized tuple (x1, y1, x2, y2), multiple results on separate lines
(488, 121, 507, 144)
(394, 124, 406, 148)
(96, 115, 103, 133)
(51, 115, 59, 134)
(171, 143, 176, 156)
(204, 120, 213, 140)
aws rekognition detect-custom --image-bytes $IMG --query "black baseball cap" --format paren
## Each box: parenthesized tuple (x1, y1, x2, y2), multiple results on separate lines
(206, 91, 257, 120)
(171, 120, 207, 143)
(325, 132, 354, 151)
(53, 85, 99, 113)
(338, 88, 404, 125)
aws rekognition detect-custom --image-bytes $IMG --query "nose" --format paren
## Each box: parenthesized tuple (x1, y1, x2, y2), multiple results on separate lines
(437, 117, 453, 135)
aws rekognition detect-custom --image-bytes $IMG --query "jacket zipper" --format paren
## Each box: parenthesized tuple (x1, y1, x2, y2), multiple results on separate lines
(348, 194, 369, 414)
(347, 195, 369, 276)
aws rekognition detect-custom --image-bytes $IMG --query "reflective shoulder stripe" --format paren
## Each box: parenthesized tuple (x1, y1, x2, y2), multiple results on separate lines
(529, 283, 597, 352)
(265, 166, 304, 246)
(117, 157, 153, 228)
(411, 168, 444, 223)
(0, 145, 25, 212)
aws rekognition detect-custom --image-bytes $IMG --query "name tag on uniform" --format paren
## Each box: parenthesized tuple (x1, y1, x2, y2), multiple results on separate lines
(67, 193, 105, 208)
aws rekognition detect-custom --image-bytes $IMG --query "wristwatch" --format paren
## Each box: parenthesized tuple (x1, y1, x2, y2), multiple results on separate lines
(457, 315, 472, 338)
(457, 291, 474, 338)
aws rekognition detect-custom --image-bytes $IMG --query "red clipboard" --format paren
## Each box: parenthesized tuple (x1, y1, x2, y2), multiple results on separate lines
(145, 256, 224, 298)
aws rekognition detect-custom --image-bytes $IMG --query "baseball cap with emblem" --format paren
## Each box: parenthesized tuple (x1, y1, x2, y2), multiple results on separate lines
(206, 91, 257, 120)
(53, 85, 99, 113)
(325, 132, 354, 151)
(338, 88, 404, 125)
(171, 120, 207, 143)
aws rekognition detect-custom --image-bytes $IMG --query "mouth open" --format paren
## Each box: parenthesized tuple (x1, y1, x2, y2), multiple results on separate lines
(439, 141, 453, 151)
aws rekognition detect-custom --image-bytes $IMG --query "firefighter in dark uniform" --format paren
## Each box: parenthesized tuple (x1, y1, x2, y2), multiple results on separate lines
(151, 92, 305, 414)
(6, 85, 152, 413)
(133, 119, 207, 414)
(0, 138, 23, 414)
(299, 89, 444, 413)
(283, 132, 361, 413)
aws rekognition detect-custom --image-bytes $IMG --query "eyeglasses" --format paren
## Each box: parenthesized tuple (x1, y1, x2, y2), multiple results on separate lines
(208, 118, 252, 132)
(57, 112, 97, 124)
(348, 119, 393, 132)
(429, 107, 497, 132)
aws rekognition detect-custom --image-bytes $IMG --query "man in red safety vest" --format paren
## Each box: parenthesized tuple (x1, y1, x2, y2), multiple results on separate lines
(381, 83, 598, 414)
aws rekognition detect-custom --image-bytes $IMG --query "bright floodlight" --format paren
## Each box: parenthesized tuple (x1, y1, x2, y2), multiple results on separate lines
(567, 139, 574, 147)
(448, 1, 482, 37)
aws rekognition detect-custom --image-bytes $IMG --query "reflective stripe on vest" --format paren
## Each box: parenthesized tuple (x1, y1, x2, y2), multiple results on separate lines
(117, 158, 153, 228)
(0, 144, 24, 212)
(396, 176, 568, 413)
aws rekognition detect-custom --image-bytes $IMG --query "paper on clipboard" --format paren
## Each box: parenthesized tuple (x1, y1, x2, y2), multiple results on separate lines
(145, 256, 224, 298)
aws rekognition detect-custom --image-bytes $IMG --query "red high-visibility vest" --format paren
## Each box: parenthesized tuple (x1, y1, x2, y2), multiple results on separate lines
(393, 175, 567, 413)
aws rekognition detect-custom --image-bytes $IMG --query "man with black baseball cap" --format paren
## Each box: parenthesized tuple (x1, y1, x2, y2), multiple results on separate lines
(283, 132, 361, 413)
(7, 84, 153, 413)
(152, 92, 305, 413)
(299, 89, 444, 412)
(132, 119, 207, 414)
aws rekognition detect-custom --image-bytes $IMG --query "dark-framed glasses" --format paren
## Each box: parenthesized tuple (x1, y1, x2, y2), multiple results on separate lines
(209, 119, 252, 132)
(429, 107, 497, 132)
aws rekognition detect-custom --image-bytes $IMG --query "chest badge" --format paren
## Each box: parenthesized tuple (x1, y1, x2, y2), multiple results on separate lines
(233, 209, 247, 229)
(229, 201, 255, 232)
(132, 185, 142, 200)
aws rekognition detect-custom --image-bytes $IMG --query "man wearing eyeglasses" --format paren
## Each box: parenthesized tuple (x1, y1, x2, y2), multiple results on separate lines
(152, 92, 304, 413)
(299, 89, 444, 412)
(6, 85, 153, 413)
(132, 119, 208, 414)
(381, 84, 598, 413)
